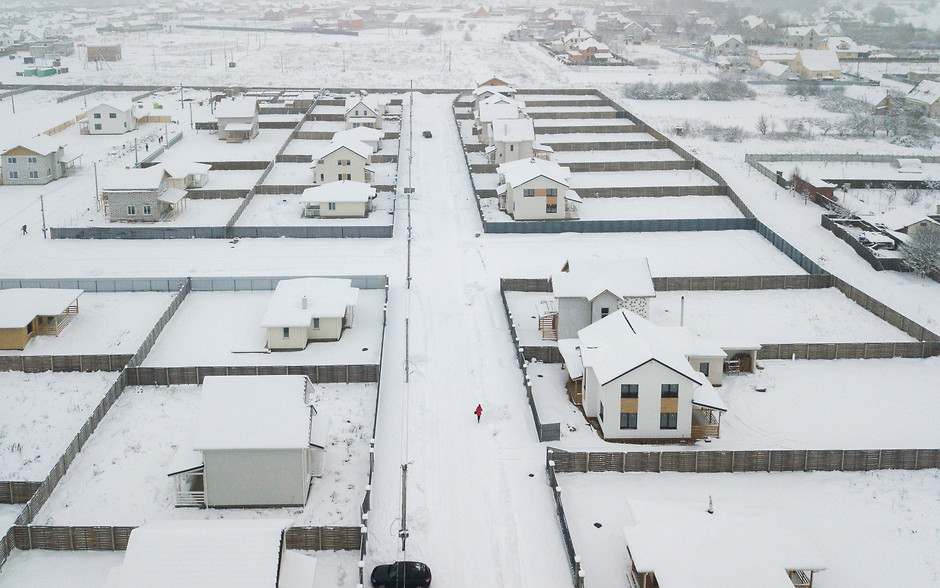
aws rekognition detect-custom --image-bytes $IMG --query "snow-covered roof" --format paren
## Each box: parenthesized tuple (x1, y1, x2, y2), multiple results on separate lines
(493, 118, 535, 143)
(193, 375, 314, 451)
(740, 15, 764, 30)
(577, 38, 609, 52)
(115, 519, 292, 588)
(708, 34, 742, 47)
(102, 166, 167, 192)
(624, 499, 826, 587)
(261, 277, 359, 327)
(691, 378, 727, 412)
(497, 157, 570, 187)
(332, 126, 384, 146)
(907, 80, 940, 106)
(344, 95, 381, 115)
(786, 26, 816, 37)
(843, 85, 888, 106)
(214, 98, 258, 120)
(2, 136, 64, 156)
(473, 84, 516, 97)
(758, 61, 791, 78)
(796, 49, 840, 72)
(577, 310, 705, 386)
(478, 94, 525, 123)
(869, 209, 938, 232)
(554, 257, 654, 300)
(563, 28, 592, 42)
(311, 137, 372, 161)
(558, 338, 584, 379)
(157, 187, 187, 205)
(300, 180, 375, 204)
(163, 161, 211, 179)
(0, 288, 82, 328)
(222, 122, 256, 132)
(87, 99, 135, 114)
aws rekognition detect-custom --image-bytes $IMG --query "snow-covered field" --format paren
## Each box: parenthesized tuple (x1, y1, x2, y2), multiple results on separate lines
(552, 149, 684, 164)
(0, 505, 23, 537)
(141, 290, 385, 366)
(0, 551, 124, 588)
(649, 288, 916, 344)
(236, 192, 395, 227)
(64, 198, 242, 227)
(561, 470, 940, 588)
(0, 292, 174, 356)
(568, 169, 717, 189)
(482, 194, 743, 222)
(0, 371, 119, 481)
(34, 382, 375, 526)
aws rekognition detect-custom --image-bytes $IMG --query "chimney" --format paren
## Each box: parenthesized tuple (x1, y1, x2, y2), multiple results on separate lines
(301, 296, 308, 309)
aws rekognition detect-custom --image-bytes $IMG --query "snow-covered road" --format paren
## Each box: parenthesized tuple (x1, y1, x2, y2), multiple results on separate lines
(367, 93, 571, 586)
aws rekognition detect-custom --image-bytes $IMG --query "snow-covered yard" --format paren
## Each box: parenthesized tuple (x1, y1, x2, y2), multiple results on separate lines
(0, 504, 23, 537)
(187, 169, 263, 192)
(0, 371, 119, 481)
(141, 290, 385, 367)
(0, 292, 174, 356)
(236, 192, 394, 227)
(0, 551, 124, 588)
(62, 198, 242, 227)
(568, 169, 717, 189)
(560, 469, 940, 588)
(536, 132, 658, 144)
(157, 129, 292, 164)
(262, 162, 314, 187)
(649, 288, 916, 345)
(552, 149, 685, 164)
(481, 194, 742, 222)
(33, 382, 376, 526)
(282, 139, 330, 157)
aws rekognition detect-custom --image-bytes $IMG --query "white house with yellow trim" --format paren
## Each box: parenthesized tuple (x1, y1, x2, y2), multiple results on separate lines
(310, 138, 373, 185)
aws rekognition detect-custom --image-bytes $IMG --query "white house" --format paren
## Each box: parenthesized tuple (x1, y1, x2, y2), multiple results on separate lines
(472, 83, 517, 110)
(344, 95, 385, 129)
(843, 86, 891, 114)
(496, 157, 581, 220)
(758, 60, 796, 80)
(163, 162, 211, 190)
(492, 118, 535, 164)
(550, 257, 656, 339)
(477, 94, 526, 144)
(1, 137, 69, 185)
(905, 80, 940, 118)
(300, 181, 375, 218)
(214, 98, 260, 142)
(261, 278, 359, 350)
(310, 138, 373, 185)
(623, 499, 826, 588)
(331, 126, 384, 153)
(168, 375, 327, 508)
(557, 310, 727, 441)
(107, 520, 319, 588)
(790, 49, 841, 79)
(82, 101, 138, 135)
(706, 34, 745, 55)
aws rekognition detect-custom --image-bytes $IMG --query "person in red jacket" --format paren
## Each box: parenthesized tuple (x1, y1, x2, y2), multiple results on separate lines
(474, 404, 483, 423)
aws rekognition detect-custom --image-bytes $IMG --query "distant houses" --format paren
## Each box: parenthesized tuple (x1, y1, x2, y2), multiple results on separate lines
(0, 288, 82, 350)
(705, 34, 745, 56)
(260, 278, 359, 350)
(168, 375, 327, 508)
(905, 80, 940, 118)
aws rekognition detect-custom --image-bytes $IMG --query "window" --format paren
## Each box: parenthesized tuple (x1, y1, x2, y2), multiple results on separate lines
(9, 171, 17, 179)
(599, 401, 604, 422)
(27, 157, 36, 164)
(545, 203, 557, 213)
(282, 327, 290, 338)
(26, 321, 33, 335)
(28, 171, 38, 179)
(509, 144, 514, 151)
(328, 202, 336, 210)
(109, 112, 117, 118)
(523, 188, 535, 197)
(338, 173, 351, 180)
(320, 174, 324, 182)
(93, 113, 101, 119)
(46, 168, 51, 177)
(142, 205, 151, 215)
(126, 205, 136, 215)
(660, 412, 678, 429)
(620, 412, 638, 429)
(546, 188, 558, 197)
(600, 307, 610, 317)
(6, 157, 15, 164)
(312, 318, 320, 329)
(699, 362, 709, 377)
(94, 124, 102, 130)
(621, 384, 638, 399)
(661, 384, 679, 398)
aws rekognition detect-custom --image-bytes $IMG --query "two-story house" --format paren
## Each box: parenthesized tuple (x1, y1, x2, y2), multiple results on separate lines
(496, 157, 581, 220)
(1, 137, 68, 185)
(310, 138, 373, 185)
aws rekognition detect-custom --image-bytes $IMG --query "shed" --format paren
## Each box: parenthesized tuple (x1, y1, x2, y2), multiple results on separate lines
(261, 278, 359, 350)
(0, 288, 82, 350)
(169, 375, 327, 508)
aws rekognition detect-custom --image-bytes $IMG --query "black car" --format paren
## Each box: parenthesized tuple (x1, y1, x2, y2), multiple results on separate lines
(371, 561, 432, 587)
(422, 130, 432, 138)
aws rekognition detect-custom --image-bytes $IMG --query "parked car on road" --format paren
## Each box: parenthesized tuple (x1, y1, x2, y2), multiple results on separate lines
(371, 561, 432, 587)
(422, 130, 432, 138)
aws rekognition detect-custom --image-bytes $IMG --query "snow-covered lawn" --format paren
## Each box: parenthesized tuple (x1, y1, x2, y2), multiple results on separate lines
(560, 470, 940, 588)
(141, 290, 385, 367)
(0, 551, 124, 588)
(0, 292, 174, 356)
(649, 288, 916, 345)
(552, 149, 684, 164)
(262, 162, 315, 187)
(34, 382, 375, 526)
(524, 106, 616, 115)
(482, 195, 742, 222)
(298, 120, 345, 134)
(569, 169, 717, 189)
(536, 132, 658, 144)
(236, 192, 394, 227)
(0, 504, 23, 537)
(187, 169, 263, 191)
(158, 129, 292, 164)
(528, 357, 940, 450)
(282, 139, 330, 157)
(0, 371, 119, 480)
(63, 198, 242, 227)
(760, 160, 940, 185)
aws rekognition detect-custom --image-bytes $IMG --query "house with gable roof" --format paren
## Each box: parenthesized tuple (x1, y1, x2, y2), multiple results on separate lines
(310, 137, 373, 185)
(261, 278, 359, 349)
(496, 157, 581, 220)
(214, 97, 259, 142)
(82, 100, 138, 135)
(1, 137, 69, 185)
(344, 95, 385, 129)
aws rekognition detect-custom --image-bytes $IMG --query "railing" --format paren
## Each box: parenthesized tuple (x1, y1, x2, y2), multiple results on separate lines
(174, 491, 205, 508)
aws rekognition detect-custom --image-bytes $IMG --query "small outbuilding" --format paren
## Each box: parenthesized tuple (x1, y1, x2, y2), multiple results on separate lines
(214, 98, 260, 142)
(261, 278, 359, 350)
(0, 288, 82, 350)
(168, 375, 327, 508)
(300, 180, 375, 218)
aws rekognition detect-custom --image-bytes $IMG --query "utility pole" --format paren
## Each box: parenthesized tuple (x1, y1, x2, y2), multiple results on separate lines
(189, 102, 193, 129)
(134, 137, 138, 165)
(399, 463, 409, 551)
(10, 88, 14, 114)
(40, 195, 47, 239)
(93, 162, 99, 211)
(179, 83, 184, 109)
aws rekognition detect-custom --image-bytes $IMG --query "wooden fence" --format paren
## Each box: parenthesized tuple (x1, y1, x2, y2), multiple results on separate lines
(0, 482, 42, 504)
(547, 447, 940, 474)
(546, 456, 585, 588)
(125, 364, 379, 385)
(0, 354, 132, 373)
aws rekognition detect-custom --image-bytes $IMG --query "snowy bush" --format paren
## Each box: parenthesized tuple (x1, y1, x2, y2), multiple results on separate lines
(623, 79, 754, 101)
(900, 229, 940, 277)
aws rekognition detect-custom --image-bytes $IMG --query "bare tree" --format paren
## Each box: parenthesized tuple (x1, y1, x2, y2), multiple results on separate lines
(902, 189, 923, 205)
(756, 114, 770, 136)
(883, 183, 899, 207)
(900, 229, 940, 277)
